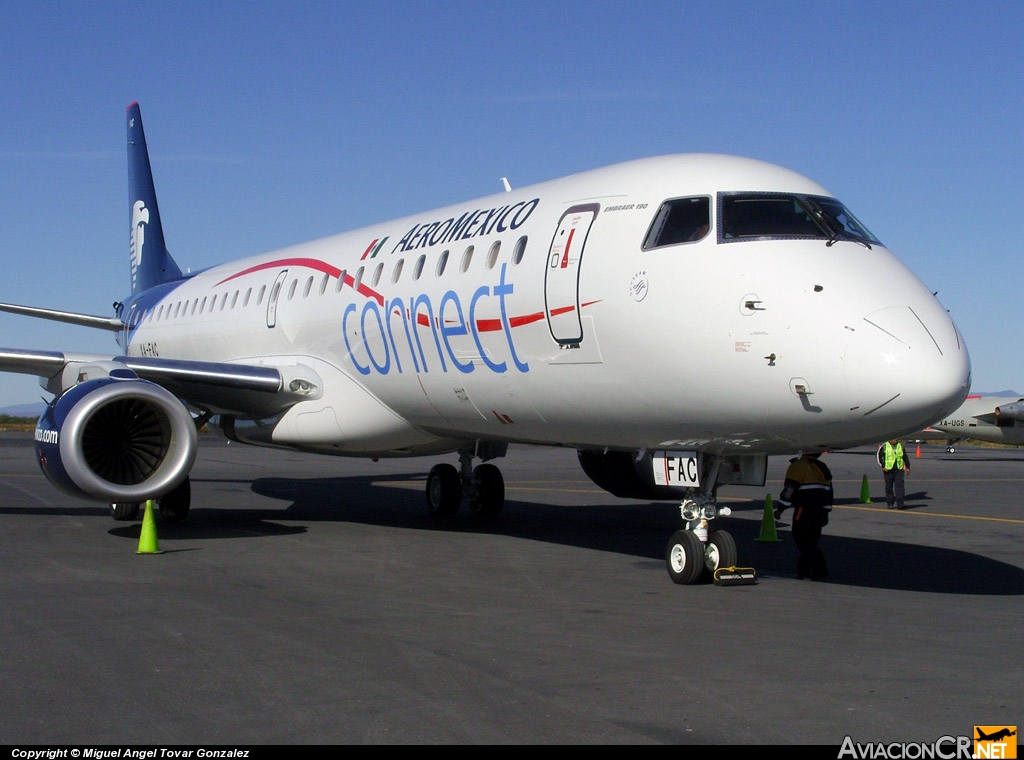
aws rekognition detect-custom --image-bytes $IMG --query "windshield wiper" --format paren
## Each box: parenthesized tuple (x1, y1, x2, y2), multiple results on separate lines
(800, 198, 872, 249)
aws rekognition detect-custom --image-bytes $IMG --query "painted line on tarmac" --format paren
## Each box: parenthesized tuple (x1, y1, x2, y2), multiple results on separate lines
(836, 503, 1024, 525)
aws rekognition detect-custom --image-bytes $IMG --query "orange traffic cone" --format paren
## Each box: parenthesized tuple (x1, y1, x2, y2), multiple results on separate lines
(916, 444, 921, 458)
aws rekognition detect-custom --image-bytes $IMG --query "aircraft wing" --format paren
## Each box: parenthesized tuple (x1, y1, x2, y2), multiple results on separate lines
(0, 302, 122, 332)
(0, 347, 322, 418)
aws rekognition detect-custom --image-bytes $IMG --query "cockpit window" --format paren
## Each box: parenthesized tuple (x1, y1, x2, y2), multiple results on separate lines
(811, 197, 879, 244)
(643, 196, 711, 249)
(718, 192, 881, 246)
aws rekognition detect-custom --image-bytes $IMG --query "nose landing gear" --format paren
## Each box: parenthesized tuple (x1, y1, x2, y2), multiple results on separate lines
(665, 497, 738, 585)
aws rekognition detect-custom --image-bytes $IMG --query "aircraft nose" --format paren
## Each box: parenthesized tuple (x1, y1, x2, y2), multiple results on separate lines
(844, 303, 970, 434)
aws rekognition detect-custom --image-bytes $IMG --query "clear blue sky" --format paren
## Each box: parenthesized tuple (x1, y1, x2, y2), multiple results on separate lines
(1, 1, 1021, 408)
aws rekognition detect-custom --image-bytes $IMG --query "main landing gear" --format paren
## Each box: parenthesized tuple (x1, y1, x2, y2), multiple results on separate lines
(425, 442, 508, 520)
(109, 477, 192, 524)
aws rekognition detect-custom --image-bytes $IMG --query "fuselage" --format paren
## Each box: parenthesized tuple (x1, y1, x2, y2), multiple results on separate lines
(927, 394, 1024, 446)
(120, 154, 970, 456)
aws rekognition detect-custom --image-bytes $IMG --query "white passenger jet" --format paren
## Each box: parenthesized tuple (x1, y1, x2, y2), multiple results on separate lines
(918, 394, 1024, 451)
(0, 103, 971, 583)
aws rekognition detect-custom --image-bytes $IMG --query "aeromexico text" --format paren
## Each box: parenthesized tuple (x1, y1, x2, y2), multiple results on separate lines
(390, 198, 539, 252)
(345, 199, 542, 377)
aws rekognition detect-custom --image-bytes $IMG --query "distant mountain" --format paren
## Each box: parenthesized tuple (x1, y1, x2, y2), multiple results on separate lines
(975, 390, 1021, 397)
(0, 402, 46, 417)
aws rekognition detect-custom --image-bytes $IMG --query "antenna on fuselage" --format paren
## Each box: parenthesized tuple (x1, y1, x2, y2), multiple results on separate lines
(501, 177, 512, 193)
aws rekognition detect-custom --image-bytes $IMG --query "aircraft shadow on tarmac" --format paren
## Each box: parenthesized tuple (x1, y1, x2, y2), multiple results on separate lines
(10, 469, 1015, 595)
(125, 472, 1024, 597)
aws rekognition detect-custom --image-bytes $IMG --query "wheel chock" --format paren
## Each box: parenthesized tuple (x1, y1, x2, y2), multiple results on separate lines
(713, 566, 757, 586)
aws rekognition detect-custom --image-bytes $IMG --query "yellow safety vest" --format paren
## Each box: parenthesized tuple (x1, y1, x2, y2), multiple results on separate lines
(883, 442, 904, 470)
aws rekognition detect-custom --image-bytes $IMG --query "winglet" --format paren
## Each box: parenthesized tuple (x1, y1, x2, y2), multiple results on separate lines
(127, 103, 183, 295)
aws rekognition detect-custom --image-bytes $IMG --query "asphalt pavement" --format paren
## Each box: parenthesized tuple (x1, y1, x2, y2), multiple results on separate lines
(0, 432, 1020, 744)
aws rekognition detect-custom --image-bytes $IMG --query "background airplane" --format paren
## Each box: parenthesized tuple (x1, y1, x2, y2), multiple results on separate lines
(0, 104, 971, 584)
(915, 394, 1024, 452)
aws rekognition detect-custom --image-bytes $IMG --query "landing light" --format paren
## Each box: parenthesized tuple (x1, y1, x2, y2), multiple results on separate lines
(682, 504, 715, 521)
(288, 379, 316, 395)
(680, 503, 734, 522)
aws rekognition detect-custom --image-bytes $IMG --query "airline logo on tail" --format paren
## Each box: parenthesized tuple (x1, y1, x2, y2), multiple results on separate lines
(130, 200, 149, 291)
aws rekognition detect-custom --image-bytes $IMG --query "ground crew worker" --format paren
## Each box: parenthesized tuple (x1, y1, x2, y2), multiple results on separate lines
(774, 451, 833, 580)
(877, 438, 909, 509)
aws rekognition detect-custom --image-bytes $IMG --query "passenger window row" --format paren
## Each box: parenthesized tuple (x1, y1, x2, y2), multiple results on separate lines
(144, 235, 529, 323)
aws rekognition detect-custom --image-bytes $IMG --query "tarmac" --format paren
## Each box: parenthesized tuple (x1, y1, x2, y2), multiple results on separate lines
(0, 432, 1020, 745)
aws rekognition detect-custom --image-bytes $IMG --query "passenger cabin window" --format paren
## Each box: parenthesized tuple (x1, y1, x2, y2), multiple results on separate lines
(460, 245, 474, 273)
(512, 235, 528, 265)
(486, 241, 500, 269)
(643, 197, 711, 249)
(719, 193, 881, 245)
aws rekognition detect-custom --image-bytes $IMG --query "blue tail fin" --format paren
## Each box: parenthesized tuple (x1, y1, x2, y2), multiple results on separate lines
(127, 102, 183, 295)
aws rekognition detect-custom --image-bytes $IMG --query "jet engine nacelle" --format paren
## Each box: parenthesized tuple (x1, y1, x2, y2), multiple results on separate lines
(577, 449, 688, 501)
(994, 401, 1024, 421)
(34, 372, 197, 502)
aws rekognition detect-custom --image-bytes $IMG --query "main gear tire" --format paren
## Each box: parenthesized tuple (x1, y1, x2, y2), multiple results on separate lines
(469, 463, 504, 520)
(111, 502, 140, 521)
(158, 477, 191, 523)
(426, 463, 462, 517)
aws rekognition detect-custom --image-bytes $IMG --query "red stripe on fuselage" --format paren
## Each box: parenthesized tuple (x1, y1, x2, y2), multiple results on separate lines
(212, 257, 599, 332)
(213, 257, 384, 306)
(214, 257, 342, 285)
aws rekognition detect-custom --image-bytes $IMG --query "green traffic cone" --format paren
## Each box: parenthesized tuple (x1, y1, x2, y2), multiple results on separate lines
(860, 474, 871, 504)
(137, 500, 163, 555)
(755, 493, 782, 543)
